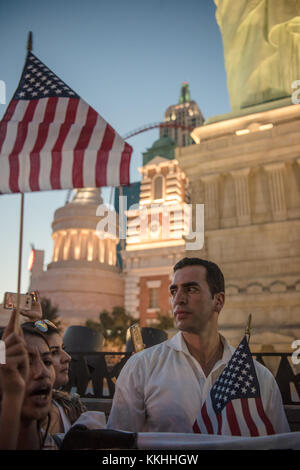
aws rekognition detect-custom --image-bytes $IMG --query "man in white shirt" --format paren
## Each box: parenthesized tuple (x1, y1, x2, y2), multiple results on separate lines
(107, 258, 290, 434)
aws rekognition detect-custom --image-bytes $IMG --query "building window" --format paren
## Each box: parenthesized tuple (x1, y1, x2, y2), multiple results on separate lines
(149, 287, 159, 309)
(153, 175, 163, 200)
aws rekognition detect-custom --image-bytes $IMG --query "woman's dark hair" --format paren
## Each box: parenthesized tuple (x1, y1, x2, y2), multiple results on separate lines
(173, 257, 225, 298)
(21, 322, 50, 348)
(42, 323, 59, 337)
(0, 323, 50, 346)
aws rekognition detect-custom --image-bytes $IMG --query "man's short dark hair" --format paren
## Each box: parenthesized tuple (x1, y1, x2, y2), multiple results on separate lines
(173, 257, 225, 297)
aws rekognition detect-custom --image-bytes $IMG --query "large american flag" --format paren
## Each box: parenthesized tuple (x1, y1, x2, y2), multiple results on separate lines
(193, 336, 275, 436)
(0, 51, 132, 193)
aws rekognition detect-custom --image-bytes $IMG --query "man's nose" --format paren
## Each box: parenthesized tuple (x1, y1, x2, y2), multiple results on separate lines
(173, 288, 187, 305)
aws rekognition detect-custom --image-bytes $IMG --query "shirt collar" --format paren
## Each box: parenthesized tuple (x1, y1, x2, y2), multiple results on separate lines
(166, 330, 234, 366)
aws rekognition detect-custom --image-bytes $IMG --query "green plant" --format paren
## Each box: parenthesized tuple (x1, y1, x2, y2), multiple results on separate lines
(85, 306, 136, 348)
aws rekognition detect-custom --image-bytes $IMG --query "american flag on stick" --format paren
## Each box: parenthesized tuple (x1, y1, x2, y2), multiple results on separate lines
(193, 336, 275, 436)
(0, 50, 132, 193)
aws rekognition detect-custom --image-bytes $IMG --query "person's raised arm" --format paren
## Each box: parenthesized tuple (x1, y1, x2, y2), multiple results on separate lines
(0, 310, 29, 449)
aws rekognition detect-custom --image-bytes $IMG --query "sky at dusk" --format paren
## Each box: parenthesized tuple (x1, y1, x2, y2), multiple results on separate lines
(0, 0, 231, 302)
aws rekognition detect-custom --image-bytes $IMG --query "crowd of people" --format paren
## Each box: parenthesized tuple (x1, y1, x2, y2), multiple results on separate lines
(0, 257, 292, 450)
(0, 300, 87, 449)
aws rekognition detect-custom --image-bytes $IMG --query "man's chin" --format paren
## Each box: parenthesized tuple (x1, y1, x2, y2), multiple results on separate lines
(176, 323, 198, 334)
(176, 321, 203, 335)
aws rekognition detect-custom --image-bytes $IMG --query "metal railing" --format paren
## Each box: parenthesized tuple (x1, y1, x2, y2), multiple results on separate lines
(64, 351, 300, 405)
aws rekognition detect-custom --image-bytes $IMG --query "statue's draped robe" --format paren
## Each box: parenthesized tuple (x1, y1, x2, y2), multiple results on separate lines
(214, 0, 300, 109)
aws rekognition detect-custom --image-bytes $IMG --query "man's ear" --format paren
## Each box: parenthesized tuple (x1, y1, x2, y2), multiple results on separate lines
(214, 292, 225, 314)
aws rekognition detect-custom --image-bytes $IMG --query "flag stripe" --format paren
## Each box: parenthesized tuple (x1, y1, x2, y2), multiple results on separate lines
(255, 397, 275, 435)
(241, 398, 259, 436)
(0, 102, 26, 193)
(201, 401, 214, 434)
(29, 97, 58, 191)
(226, 401, 241, 435)
(38, 99, 69, 190)
(60, 100, 90, 190)
(1, 97, 19, 122)
(231, 399, 251, 436)
(18, 99, 49, 192)
(106, 134, 125, 186)
(95, 124, 115, 187)
(192, 421, 201, 433)
(82, 115, 106, 188)
(217, 413, 222, 435)
(9, 100, 39, 192)
(0, 99, 19, 154)
(0, 101, 28, 158)
(119, 141, 132, 185)
(50, 98, 79, 189)
(72, 106, 98, 188)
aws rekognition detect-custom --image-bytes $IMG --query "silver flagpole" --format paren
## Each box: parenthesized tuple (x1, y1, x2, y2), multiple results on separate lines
(15, 32, 32, 333)
(15, 192, 25, 333)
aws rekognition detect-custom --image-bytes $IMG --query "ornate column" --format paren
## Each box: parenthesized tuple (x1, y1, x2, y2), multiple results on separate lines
(52, 232, 59, 262)
(200, 174, 220, 229)
(57, 232, 66, 261)
(98, 238, 105, 263)
(264, 162, 287, 221)
(63, 231, 72, 260)
(87, 231, 94, 261)
(71, 230, 81, 260)
(80, 231, 88, 260)
(231, 168, 251, 225)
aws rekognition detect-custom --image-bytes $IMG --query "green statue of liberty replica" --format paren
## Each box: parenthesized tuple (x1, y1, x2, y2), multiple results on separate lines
(214, 0, 300, 111)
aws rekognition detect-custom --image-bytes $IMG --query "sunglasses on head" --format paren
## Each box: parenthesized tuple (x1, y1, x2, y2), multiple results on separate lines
(34, 319, 57, 332)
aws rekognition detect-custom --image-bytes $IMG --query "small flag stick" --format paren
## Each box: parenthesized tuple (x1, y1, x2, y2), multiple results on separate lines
(27, 31, 33, 52)
(245, 313, 252, 344)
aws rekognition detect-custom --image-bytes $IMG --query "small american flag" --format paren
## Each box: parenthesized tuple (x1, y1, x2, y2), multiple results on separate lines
(0, 51, 132, 193)
(193, 336, 275, 436)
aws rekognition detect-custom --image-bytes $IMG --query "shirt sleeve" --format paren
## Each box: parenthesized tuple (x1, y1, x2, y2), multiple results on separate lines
(266, 378, 291, 434)
(257, 363, 291, 434)
(107, 354, 147, 432)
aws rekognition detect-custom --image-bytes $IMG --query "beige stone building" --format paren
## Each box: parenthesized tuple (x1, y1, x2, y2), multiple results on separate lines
(176, 98, 300, 351)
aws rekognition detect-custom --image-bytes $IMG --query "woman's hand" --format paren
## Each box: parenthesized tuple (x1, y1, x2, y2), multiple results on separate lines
(0, 310, 29, 398)
(20, 293, 42, 322)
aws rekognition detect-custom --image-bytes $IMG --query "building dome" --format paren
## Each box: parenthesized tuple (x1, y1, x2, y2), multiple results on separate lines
(52, 188, 104, 232)
(51, 187, 118, 266)
(29, 187, 124, 327)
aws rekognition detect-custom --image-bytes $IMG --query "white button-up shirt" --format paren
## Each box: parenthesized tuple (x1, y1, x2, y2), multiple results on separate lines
(107, 332, 290, 434)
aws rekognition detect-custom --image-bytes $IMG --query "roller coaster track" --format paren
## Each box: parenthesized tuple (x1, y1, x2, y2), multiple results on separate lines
(122, 121, 194, 140)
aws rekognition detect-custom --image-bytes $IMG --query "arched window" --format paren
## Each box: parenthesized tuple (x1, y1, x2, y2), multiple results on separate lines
(153, 175, 163, 200)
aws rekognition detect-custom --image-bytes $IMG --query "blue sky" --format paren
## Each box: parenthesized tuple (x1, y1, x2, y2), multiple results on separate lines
(0, 0, 231, 302)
